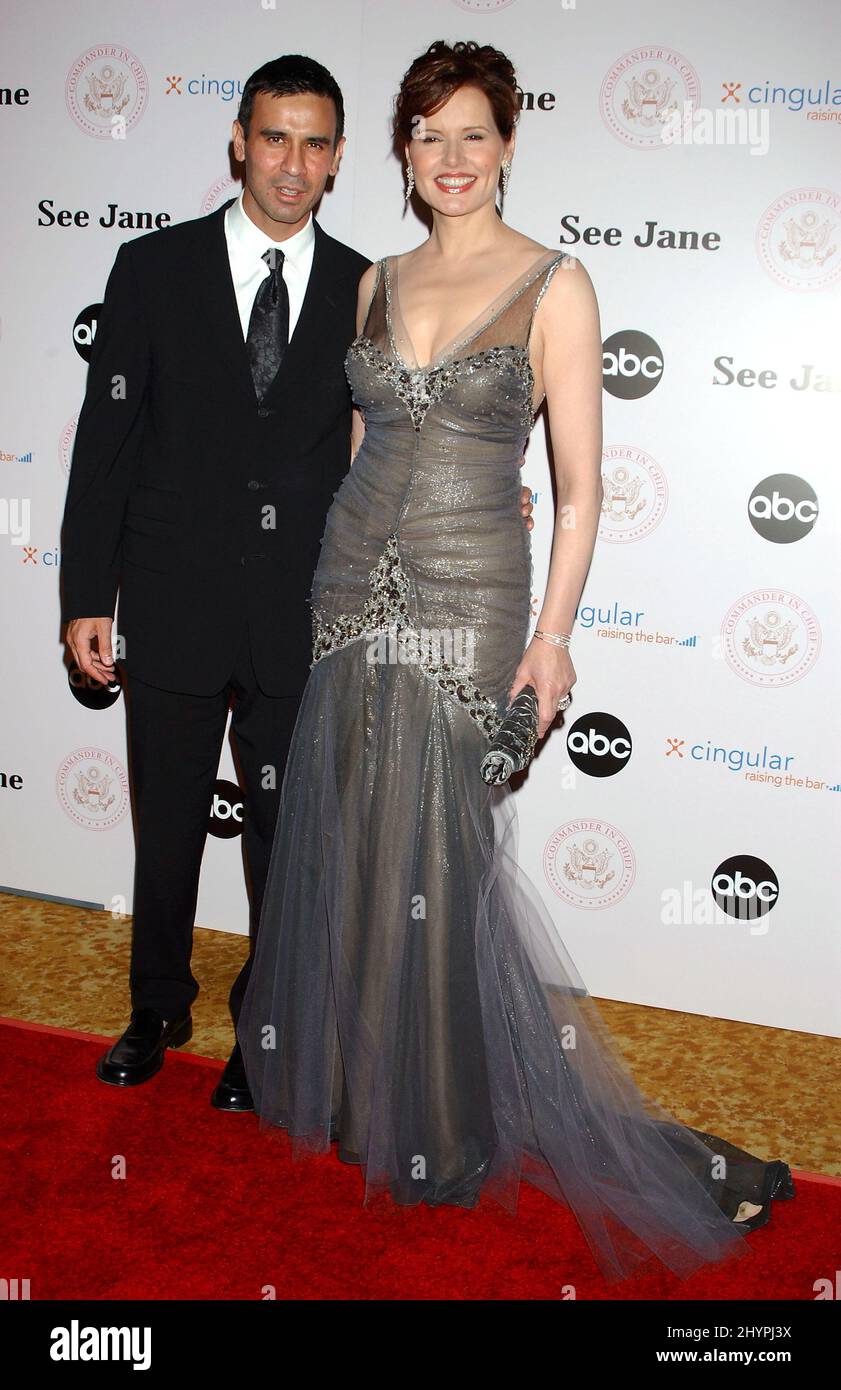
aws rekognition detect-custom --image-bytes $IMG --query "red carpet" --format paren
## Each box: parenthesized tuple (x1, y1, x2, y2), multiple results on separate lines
(1, 1016, 834, 1300)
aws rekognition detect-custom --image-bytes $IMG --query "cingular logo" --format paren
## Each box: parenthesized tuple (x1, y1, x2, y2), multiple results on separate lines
(567, 713, 633, 777)
(748, 474, 819, 543)
(603, 331, 664, 399)
(208, 779, 244, 838)
(711, 855, 779, 923)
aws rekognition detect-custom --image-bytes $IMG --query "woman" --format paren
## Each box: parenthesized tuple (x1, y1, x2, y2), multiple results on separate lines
(237, 40, 794, 1284)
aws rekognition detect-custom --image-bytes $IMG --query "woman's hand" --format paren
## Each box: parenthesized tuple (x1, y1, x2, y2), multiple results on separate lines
(519, 481, 534, 530)
(509, 637, 576, 739)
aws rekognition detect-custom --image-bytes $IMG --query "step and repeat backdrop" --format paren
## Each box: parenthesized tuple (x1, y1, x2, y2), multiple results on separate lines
(1, 0, 838, 1035)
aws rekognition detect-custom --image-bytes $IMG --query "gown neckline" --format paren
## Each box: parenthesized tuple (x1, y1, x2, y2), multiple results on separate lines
(385, 248, 564, 373)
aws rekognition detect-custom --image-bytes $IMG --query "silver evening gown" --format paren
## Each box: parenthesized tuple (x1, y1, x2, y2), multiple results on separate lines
(237, 249, 794, 1284)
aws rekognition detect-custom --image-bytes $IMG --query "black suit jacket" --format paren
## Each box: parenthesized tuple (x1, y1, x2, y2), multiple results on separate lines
(60, 198, 371, 697)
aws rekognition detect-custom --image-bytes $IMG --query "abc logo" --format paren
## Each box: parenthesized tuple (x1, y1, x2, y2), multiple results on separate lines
(711, 855, 779, 922)
(68, 662, 122, 709)
(567, 712, 632, 777)
(73, 303, 102, 362)
(748, 473, 819, 543)
(208, 779, 244, 839)
(602, 330, 664, 400)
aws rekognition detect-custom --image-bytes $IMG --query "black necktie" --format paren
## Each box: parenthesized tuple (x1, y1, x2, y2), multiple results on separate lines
(246, 247, 290, 402)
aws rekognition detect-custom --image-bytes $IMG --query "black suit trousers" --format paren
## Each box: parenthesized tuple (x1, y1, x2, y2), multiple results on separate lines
(122, 616, 302, 1024)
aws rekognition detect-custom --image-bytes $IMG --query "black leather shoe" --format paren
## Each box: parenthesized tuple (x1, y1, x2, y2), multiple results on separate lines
(210, 1041, 254, 1112)
(733, 1162, 796, 1233)
(96, 1007, 193, 1087)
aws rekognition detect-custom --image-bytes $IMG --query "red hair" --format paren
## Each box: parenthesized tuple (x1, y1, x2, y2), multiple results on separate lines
(393, 39, 520, 148)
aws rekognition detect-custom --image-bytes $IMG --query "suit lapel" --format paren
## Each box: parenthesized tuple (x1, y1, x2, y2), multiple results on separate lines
(199, 197, 258, 405)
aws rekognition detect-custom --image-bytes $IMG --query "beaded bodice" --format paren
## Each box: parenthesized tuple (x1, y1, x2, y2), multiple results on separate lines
(346, 249, 567, 435)
(309, 248, 568, 742)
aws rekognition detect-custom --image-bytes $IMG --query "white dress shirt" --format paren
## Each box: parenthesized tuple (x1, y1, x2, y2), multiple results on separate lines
(224, 190, 315, 341)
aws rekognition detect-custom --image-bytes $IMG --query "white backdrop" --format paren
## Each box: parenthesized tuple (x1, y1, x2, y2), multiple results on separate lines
(1, 0, 838, 1036)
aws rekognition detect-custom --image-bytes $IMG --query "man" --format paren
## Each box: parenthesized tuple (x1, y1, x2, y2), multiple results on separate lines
(61, 54, 534, 1110)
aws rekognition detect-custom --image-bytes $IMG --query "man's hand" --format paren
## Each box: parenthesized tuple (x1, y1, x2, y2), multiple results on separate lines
(519, 481, 535, 531)
(66, 617, 115, 687)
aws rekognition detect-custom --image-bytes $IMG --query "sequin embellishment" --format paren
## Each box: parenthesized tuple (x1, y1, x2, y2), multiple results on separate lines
(347, 338, 535, 435)
(312, 534, 502, 739)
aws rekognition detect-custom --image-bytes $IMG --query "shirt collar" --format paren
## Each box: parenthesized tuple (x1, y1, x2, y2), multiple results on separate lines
(227, 189, 315, 270)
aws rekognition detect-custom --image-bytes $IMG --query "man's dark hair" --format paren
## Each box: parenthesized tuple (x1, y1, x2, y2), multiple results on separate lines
(237, 54, 345, 145)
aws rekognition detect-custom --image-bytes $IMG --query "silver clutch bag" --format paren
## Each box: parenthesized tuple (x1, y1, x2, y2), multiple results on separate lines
(480, 684, 539, 785)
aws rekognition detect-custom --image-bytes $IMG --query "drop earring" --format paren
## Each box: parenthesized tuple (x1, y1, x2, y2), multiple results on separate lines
(404, 161, 415, 204)
(501, 158, 512, 201)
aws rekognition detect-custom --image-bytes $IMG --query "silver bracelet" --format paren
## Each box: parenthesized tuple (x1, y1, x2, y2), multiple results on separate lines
(534, 628, 572, 649)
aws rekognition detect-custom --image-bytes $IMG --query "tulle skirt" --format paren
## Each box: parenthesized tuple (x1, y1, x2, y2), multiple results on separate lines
(237, 637, 793, 1285)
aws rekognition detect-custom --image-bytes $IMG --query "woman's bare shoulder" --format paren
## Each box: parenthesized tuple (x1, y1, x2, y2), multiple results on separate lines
(354, 261, 384, 332)
(503, 230, 562, 265)
(534, 251, 601, 344)
(356, 260, 381, 294)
